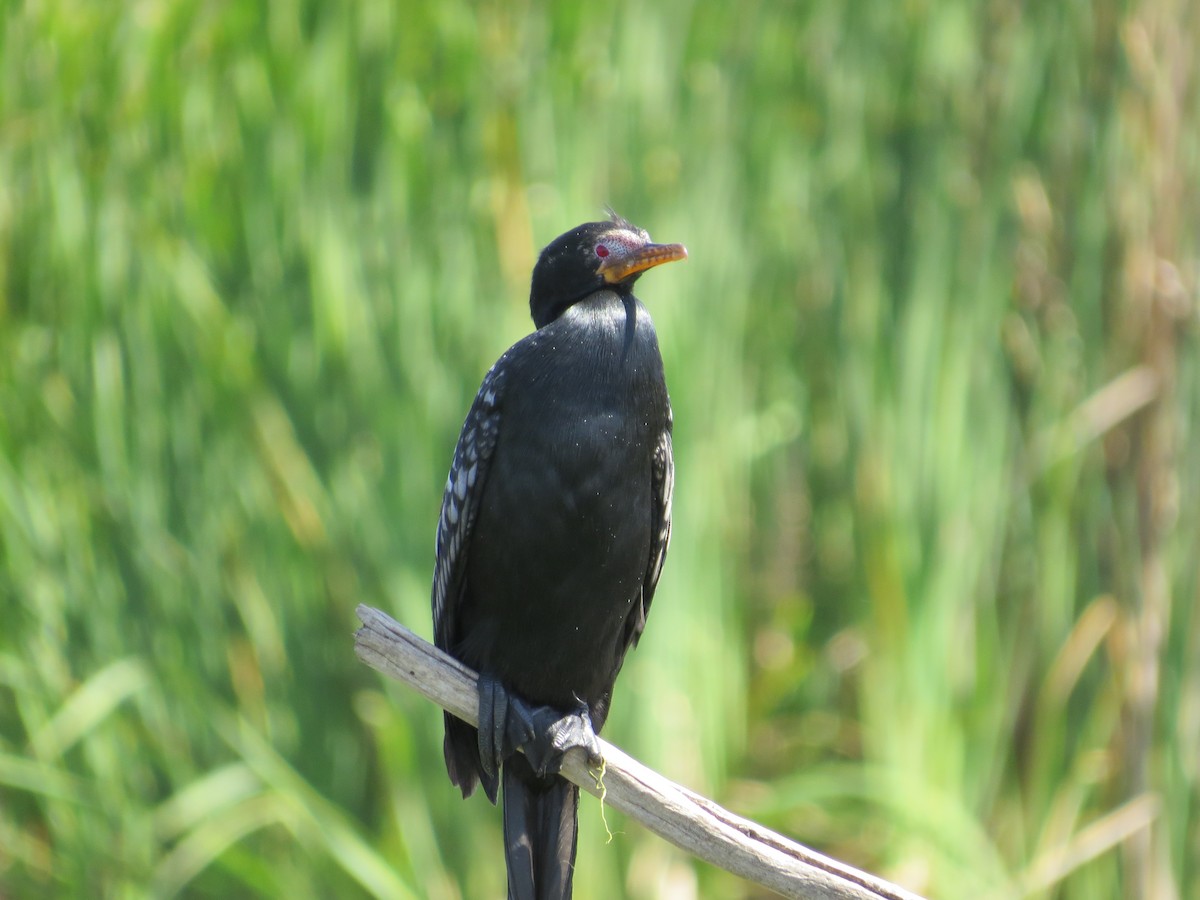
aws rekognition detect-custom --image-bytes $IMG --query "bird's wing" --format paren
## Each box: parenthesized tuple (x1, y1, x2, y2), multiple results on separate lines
(432, 360, 506, 653)
(627, 410, 674, 649)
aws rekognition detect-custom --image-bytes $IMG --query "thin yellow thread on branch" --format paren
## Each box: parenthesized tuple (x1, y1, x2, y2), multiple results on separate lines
(589, 756, 615, 844)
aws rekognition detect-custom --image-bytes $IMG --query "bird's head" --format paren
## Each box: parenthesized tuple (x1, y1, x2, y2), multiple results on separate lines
(529, 212, 687, 328)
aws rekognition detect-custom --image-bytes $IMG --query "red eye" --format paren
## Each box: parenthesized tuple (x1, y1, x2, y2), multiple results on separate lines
(595, 244, 610, 258)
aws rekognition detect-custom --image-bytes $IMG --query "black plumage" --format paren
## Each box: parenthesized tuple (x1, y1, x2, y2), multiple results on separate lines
(431, 213, 685, 899)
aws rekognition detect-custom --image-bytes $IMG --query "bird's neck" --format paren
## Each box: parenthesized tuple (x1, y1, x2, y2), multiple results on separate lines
(557, 291, 648, 353)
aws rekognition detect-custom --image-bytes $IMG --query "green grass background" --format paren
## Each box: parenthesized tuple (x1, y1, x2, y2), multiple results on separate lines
(2, 1, 1198, 897)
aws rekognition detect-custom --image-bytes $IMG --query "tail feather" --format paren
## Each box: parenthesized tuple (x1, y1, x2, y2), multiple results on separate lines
(443, 712, 499, 802)
(503, 755, 579, 900)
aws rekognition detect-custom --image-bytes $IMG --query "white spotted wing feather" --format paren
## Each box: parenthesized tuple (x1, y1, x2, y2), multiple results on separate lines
(432, 361, 505, 652)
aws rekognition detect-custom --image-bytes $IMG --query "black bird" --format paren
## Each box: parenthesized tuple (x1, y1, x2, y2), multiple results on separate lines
(431, 213, 686, 899)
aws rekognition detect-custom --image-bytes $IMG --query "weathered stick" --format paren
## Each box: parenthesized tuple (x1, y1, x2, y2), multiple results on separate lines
(354, 604, 926, 900)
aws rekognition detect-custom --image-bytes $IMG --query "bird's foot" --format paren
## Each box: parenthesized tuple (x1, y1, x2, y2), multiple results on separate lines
(477, 674, 603, 779)
(524, 702, 603, 777)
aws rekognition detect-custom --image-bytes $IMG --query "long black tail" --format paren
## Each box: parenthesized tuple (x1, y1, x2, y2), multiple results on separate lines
(502, 754, 579, 900)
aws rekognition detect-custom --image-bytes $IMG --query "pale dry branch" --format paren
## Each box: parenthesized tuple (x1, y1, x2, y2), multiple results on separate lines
(354, 604, 926, 900)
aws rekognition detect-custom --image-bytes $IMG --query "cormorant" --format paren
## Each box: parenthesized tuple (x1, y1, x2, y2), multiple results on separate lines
(432, 212, 685, 899)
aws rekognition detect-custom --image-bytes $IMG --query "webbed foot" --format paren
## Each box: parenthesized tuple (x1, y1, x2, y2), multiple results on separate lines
(477, 674, 603, 779)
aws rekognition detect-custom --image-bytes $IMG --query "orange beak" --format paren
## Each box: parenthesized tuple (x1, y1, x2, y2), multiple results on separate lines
(597, 242, 688, 284)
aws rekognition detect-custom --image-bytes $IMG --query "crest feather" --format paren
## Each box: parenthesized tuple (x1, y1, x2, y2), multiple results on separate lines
(603, 206, 636, 231)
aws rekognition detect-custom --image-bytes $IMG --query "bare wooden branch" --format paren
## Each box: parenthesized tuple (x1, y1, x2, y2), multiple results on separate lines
(354, 604, 926, 900)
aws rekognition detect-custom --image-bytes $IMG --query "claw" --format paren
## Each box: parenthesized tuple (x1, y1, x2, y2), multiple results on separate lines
(555, 706, 602, 764)
(527, 703, 603, 776)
